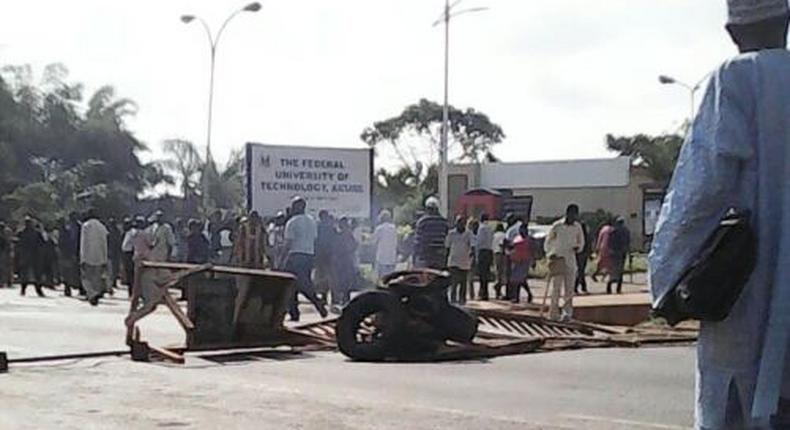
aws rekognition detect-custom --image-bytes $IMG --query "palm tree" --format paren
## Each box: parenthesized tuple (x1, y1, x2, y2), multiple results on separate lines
(161, 139, 203, 200)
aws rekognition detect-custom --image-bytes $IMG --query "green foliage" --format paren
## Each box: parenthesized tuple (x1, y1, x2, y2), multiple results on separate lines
(361, 99, 504, 178)
(0, 63, 168, 223)
(606, 133, 684, 185)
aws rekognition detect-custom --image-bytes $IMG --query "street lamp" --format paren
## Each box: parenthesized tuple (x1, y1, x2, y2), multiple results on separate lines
(180, 2, 262, 162)
(433, 0, 488, 216)
(658, 74, 708, 120)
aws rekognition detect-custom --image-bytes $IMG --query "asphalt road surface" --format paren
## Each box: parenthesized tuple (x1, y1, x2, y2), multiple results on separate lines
(0, 287, 695, 430)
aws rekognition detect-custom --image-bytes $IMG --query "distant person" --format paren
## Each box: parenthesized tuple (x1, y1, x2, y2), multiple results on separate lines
(146, 210, 175, 264)
(492, 223, 507, 299)
(283, 197, 327, 321)
(467, 218, 480, 301)
(232, 211, 267, 269)
(231, 212, 268, 326)
(0, 222, 11, 288)
(314, 210, 335, 303)
(106, 217, 123, 296)
(413, 197, 449, 269)
(121, 216, 144, 297)
(185, 219, 210, 264)
(475, 214, 495, 300)
(59, 212, 82, 297)
(607, 217, 631, 294)
(208, 210, 223, 262)
(591, 219, 614, 283)
(16, 217, 45, 297)
(574, 220, 591, 294)
(508, 223, 534, 303)
(331, 217, 358, 312)
(80, 209, 109, 306)
(543, 204, 585, 321)
(266, 211, 287, 270)
(372, 209, 398, 280)
(445, 215, 473, 305)
(650, 1, 790, 426)
(39, 224, 58, 291)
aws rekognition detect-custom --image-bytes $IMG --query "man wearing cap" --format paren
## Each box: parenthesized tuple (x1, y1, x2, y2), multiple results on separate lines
(413, 196, 449, 270)
(649, 1, 790, 427)
(283, 197, 327, 321)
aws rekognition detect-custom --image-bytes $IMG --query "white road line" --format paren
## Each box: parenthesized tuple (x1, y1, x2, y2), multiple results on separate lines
(562, 414, 690, 429)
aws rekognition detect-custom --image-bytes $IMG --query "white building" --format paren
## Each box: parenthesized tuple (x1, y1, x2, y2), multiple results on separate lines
(447, 156, 664, 250)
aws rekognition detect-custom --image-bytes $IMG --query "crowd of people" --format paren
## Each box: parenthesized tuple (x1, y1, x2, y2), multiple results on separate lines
(407, 198, 632, 321)
(0, 195, 632, 323)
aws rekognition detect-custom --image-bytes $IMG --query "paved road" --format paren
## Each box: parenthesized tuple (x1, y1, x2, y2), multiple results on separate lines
(0, 287, 695, 429)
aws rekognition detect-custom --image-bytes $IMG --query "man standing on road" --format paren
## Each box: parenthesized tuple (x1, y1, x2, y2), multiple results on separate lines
(413, 197, 449, 270)
(372, 209, 398, 280)
(284, 197, 327, 321)
(445, 215, 473, 305)
(475, 214, 495, 300)
(650, 1, 790, 426)
(543, 204, 585, 321)
(607, 217, 630, 294)
(17, 217, 45, 297)
(80, 209, 109, 306)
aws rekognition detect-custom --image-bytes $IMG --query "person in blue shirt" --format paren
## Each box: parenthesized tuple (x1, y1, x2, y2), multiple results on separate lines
(649, 1, 790, 427)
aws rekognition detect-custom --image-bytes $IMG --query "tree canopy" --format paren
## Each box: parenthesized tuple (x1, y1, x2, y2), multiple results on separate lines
(0, 63, 168, 222)
(605, 133, 684, 186)
(361, 99, 505, 179)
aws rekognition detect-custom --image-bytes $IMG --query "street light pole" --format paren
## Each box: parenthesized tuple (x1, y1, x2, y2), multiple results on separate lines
(433, 0, 487, 216)
(658, 74, 708, 121)
(181, 2, 262, 163)
(439, 0, 451, 217)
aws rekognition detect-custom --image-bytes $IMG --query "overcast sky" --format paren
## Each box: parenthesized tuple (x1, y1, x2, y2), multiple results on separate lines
(0, 0, 734, 168)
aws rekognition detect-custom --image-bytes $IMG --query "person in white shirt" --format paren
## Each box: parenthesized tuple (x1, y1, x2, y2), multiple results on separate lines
(543, 204, 585, 321)
(283, 197, 327, 321)
(492, 223, 507, 299)
(445, 216, 474, 305)
(80, 209, 109, 306)
(475, 214, 495, 300)
(372, 210, 398, 280)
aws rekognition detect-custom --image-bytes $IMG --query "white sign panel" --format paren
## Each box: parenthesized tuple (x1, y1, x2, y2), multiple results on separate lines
(246, 143, 373, 218)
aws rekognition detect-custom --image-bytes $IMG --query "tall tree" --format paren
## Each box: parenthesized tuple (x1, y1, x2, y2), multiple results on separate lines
(161, 139, 203, 200)
(605, 133, 684, 186)
(361, 99, 505, 180)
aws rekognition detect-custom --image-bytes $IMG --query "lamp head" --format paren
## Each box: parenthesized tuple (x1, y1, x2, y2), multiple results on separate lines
(658, 75, 676, 85)
(243, 2, 262, 12)
(180, 15, 196, 24)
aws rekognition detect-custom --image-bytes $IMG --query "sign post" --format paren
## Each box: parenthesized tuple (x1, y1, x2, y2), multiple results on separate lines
(246, 143, 373, 218)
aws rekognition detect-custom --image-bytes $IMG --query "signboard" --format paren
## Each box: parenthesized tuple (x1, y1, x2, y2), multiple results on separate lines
(246, 143, 373, 218)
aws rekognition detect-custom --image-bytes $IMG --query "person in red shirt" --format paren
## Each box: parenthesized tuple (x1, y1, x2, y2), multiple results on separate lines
(508, 223, 533, 303)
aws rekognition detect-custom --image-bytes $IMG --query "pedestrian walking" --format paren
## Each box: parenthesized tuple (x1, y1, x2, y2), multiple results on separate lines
(106, 217, 122, 296)
(283, 197, 327, 321)
(574, 220, 591, 294)
(445, 215, 473, 305)
(80, 209, 109, 306)
(314, 210, 335, 303)
(331, 217, 358, 312)
(543, 204, 585, 321)
(650, 1, 790, 426)
(185, 219, 210, 264)
(492, 223, 507, 299)
(372, 209, 398, 280)
(607, 217, 630, 294)
(508, 223, 533, 303)
(59, 212, 81, 297)
(16, 217, 45, 297)
(475, 214, 495, 300)
(591, 220, 614, 283)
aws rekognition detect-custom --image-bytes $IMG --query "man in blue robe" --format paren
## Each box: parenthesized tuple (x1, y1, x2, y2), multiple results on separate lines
(649, 0, 790, 427)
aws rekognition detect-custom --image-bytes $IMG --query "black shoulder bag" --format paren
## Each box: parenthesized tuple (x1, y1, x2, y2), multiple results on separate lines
(652, 209, 757, 326)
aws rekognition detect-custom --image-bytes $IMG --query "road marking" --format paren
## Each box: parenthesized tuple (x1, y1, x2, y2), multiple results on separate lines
(562, 414, 690, 429)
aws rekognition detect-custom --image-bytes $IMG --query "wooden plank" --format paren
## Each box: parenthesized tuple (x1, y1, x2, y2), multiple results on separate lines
(141, 261, 295, 281)
(148, 345, 185, 364)
(163, 293, 195, 331)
